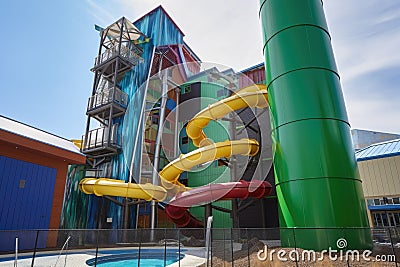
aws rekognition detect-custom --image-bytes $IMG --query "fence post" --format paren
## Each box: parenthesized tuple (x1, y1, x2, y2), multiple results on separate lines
(164, 228, 167, 267)
(292, 228, 298, 267)
(178, 229, 181, 267)
(94, 229, 99, 267)
(210, 228, 213, 267)
(246, 228, 250, 267)
(387, 226, 398, 267)
(138, 229, 142, 267)
(31, 230, 39, 267)
(14, 237, 18, 267)
(231, 228, 234, 267)
(223, 229, 226, 266)
(342, 227, 350, 267)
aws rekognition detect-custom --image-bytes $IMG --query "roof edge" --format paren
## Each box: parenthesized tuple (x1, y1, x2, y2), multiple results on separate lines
(357, 151, 400, 162)
(0, 115, 73, 143)
(134, 5, 185, 37)
(0, 130, 86, 164)
(355, 138, 400, 155)
(240, 62, 265, 73)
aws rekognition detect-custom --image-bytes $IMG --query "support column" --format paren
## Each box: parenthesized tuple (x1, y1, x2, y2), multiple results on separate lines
(229, 112, 239, 228)
(123, 198, 130, 229)
(259, 0, 371, 249)
(205, 204, 213, 221)
(150, 72, 168, 229)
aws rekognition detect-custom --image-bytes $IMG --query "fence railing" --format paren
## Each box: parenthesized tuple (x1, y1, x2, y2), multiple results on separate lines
(94, 44, 143, 68)
(81, 124, 120, 152)
(0, 228, 398, 266)
(87, 86, 128, 112)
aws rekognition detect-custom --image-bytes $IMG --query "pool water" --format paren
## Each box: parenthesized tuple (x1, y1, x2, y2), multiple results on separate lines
(88, 250, 184, 267)
(97, 257, 178, 267)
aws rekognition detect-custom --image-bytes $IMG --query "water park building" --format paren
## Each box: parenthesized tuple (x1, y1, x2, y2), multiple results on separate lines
(63, 6, 277, 231)
(356, 139, 400, 228)
(4, 1, 400, 261)
(63, 1, 374, 251)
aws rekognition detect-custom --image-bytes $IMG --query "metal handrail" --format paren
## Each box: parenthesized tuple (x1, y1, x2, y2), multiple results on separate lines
(82, 124, 120, 151)
(87, 86, 128, 111)
(94, 44, 143, 67)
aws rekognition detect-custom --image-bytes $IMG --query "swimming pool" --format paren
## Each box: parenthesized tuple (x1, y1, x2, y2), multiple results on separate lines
(86, 249, 184, 267)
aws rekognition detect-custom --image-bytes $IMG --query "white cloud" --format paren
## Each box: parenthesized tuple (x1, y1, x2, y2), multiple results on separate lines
(85, 0, 400, 133)
(85, 0, 116, 25)
(85, 0, 264, 70)
(324, 0, 400, 133)
(325, 0, 400, 81)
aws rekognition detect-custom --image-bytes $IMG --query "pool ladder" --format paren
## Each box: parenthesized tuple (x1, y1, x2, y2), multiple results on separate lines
(54, 235, 71, 267)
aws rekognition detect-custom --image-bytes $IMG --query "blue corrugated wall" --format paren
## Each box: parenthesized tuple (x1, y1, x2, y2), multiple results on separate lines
(0, 156, 56, 251)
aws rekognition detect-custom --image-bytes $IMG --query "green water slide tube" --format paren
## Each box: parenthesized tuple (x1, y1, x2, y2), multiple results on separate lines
(259, 0, 372, 250)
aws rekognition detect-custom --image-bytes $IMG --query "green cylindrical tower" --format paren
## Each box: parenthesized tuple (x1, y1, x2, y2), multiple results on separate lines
(259, 0, 372, 249)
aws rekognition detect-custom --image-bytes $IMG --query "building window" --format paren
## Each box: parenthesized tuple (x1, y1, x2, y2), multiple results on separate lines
(374, 213, 383, 227)
(181, 136, 188, 144)
(381, 213, 389, 226)
(393, 197, 400, 204)
(217, 159, 227, 167)
(181, 85, 191, 94)
(152, 116, 159, 124)
(394, 213, 400, 225)
(372, 212, 400, 227)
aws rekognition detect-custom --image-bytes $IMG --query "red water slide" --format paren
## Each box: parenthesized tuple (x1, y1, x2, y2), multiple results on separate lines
(165, 180, 272, 227)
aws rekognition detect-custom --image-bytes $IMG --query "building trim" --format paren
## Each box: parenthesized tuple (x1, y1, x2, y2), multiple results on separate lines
(240, 62, 264, 73)
(368, 204, 400, 211)
(357, 152, 400, 162)
(0, 130, 86, 164)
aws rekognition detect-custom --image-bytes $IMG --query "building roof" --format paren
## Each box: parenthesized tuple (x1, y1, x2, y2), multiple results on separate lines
(0, 115, 83, 155)
(134, 5, 185, 37)
(240, 62, 264, 73)
(355, 138, 400, 162)
(351, 128, 400, 150)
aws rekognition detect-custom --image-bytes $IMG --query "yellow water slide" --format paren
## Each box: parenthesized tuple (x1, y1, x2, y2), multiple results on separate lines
(80, 178, 167, 201)
(79, 84, 268, 203)
(159, 84, 268, 189)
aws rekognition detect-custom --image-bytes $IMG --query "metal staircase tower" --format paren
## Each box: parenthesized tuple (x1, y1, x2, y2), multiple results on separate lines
(82, 17, 145, 172)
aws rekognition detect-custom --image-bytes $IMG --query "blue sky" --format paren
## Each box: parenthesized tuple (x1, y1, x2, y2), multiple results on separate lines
(1, 0, 399, 139)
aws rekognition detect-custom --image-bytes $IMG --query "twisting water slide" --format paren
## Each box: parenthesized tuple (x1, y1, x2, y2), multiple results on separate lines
(162, 84, 271, 227)
(79, 84, 272, 227)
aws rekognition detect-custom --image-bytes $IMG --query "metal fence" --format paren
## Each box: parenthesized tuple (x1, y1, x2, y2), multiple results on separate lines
(0, 228, 398, 266)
